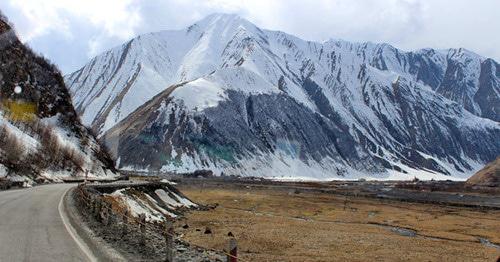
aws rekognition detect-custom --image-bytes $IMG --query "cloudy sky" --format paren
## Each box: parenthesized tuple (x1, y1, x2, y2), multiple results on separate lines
(1, 0, 499, 74)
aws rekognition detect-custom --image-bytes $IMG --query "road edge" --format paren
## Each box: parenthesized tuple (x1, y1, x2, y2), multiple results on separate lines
(59, 186, 126, 262)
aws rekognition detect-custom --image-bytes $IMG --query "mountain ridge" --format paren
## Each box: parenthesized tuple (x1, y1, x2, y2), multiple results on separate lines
(65, 13, 500, 180)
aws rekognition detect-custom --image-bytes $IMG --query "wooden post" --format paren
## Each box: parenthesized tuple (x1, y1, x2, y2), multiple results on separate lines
(101, 206, 108, 226)
(80, 188, 86, 207)
(96, 199, 102, 221)
(101, 202, 106, 224)
(101, 203, 107, 225)
(108, 204, 116, 226)
(164, 221, 174, 262)
(227, 238, 237, 262)
(122, 210, 129, 236)
(90, 197, 95, 214)
(139, 213, 146, 246)
(102, 203, 109, 225)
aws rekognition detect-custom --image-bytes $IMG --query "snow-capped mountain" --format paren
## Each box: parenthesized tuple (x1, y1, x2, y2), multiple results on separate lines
(65, 13, 500, 180)
(0, 13, 116, 185)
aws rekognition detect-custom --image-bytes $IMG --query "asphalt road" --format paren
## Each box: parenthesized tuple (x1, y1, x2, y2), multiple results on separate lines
(0, 184, 89, 262)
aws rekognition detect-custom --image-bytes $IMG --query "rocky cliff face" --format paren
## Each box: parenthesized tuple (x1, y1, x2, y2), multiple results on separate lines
(0, 13, 116, 184)
(66, 14, 500, 180)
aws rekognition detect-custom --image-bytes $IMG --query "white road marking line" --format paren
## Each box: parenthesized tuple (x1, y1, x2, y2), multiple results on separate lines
(58, 186, 97, 262)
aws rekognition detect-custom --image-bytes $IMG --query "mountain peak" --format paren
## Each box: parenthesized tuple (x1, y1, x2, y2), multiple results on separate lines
(190, 13, 258, 34)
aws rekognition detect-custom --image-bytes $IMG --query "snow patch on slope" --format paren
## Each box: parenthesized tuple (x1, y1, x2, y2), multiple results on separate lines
(171, 67, 281, 111)
(0, 164, 7, 178)
(171, 77, 227, 111)
(109, 189, 165, 222)
(155, 189, 197, 208)
(106, 186, 197, 221)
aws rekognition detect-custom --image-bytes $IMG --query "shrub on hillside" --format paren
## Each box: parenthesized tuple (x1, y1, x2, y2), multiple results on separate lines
(0, 123, 25, 166)
(38, 123, 61, 161)
(36, 122, 88, 172)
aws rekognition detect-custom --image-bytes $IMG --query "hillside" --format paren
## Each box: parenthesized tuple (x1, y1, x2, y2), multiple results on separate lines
(466, 157, 500, 187)
(0, 12, 116, 186)
(65, 14, 500, 180)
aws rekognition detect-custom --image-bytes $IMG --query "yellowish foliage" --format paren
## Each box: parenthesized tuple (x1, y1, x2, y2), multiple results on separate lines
(1, 99, 37, 121)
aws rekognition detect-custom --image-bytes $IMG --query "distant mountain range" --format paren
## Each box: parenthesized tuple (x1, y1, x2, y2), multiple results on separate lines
(65, 13, 500, 180)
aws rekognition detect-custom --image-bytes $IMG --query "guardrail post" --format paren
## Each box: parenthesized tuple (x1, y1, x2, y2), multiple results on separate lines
(139, 213, 146, 246)
(164, 221, 174, 262)
(108, 206, 115, 226)
(122, 210, 129, 236)
(96, 198, 102, 221)
(90, 196, 96, 214)
(102, 202, 109, 225)
(227, 238, 237, 262)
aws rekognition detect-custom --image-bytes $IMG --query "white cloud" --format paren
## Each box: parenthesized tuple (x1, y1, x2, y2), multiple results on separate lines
(1, 0, 498, 73)
(8, 0, 141, 41)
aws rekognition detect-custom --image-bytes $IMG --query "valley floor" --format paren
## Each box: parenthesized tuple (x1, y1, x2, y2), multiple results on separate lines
(175, 182, 500, 261)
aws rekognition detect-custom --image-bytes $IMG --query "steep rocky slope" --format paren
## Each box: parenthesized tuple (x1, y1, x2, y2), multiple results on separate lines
(0, 13, 116, 185)
(66, 14, 500, 180)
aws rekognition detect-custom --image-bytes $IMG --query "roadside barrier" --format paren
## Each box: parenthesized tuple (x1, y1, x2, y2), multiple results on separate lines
(75, 184, 241, 262)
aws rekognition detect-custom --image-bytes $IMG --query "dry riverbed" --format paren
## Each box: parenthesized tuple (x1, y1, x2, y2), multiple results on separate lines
(175, 184, 500, 262)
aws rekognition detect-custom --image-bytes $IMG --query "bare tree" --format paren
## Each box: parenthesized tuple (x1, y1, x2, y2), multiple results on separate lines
(38, 123, 61, 161)
(0, 123, 25, 165)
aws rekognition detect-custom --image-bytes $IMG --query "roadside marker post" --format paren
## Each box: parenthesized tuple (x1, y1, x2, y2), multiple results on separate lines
(122, 210, 129, 236)
(227, 238, 237, 262)
(139, 213, 147, 246)
(96, 198, 102, 222)
(102, 203, 109, 226)
(164, 221, 175, 262)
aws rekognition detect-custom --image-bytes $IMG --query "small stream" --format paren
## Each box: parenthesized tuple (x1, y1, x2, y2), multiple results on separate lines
(385, 225, 500, 250)
(478, 238, 500, 249)
(232, 206, 500, 250)
(390, 227, 417, 237)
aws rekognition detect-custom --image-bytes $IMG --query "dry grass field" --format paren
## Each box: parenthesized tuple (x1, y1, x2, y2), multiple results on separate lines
(176, 185, 500, 262)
